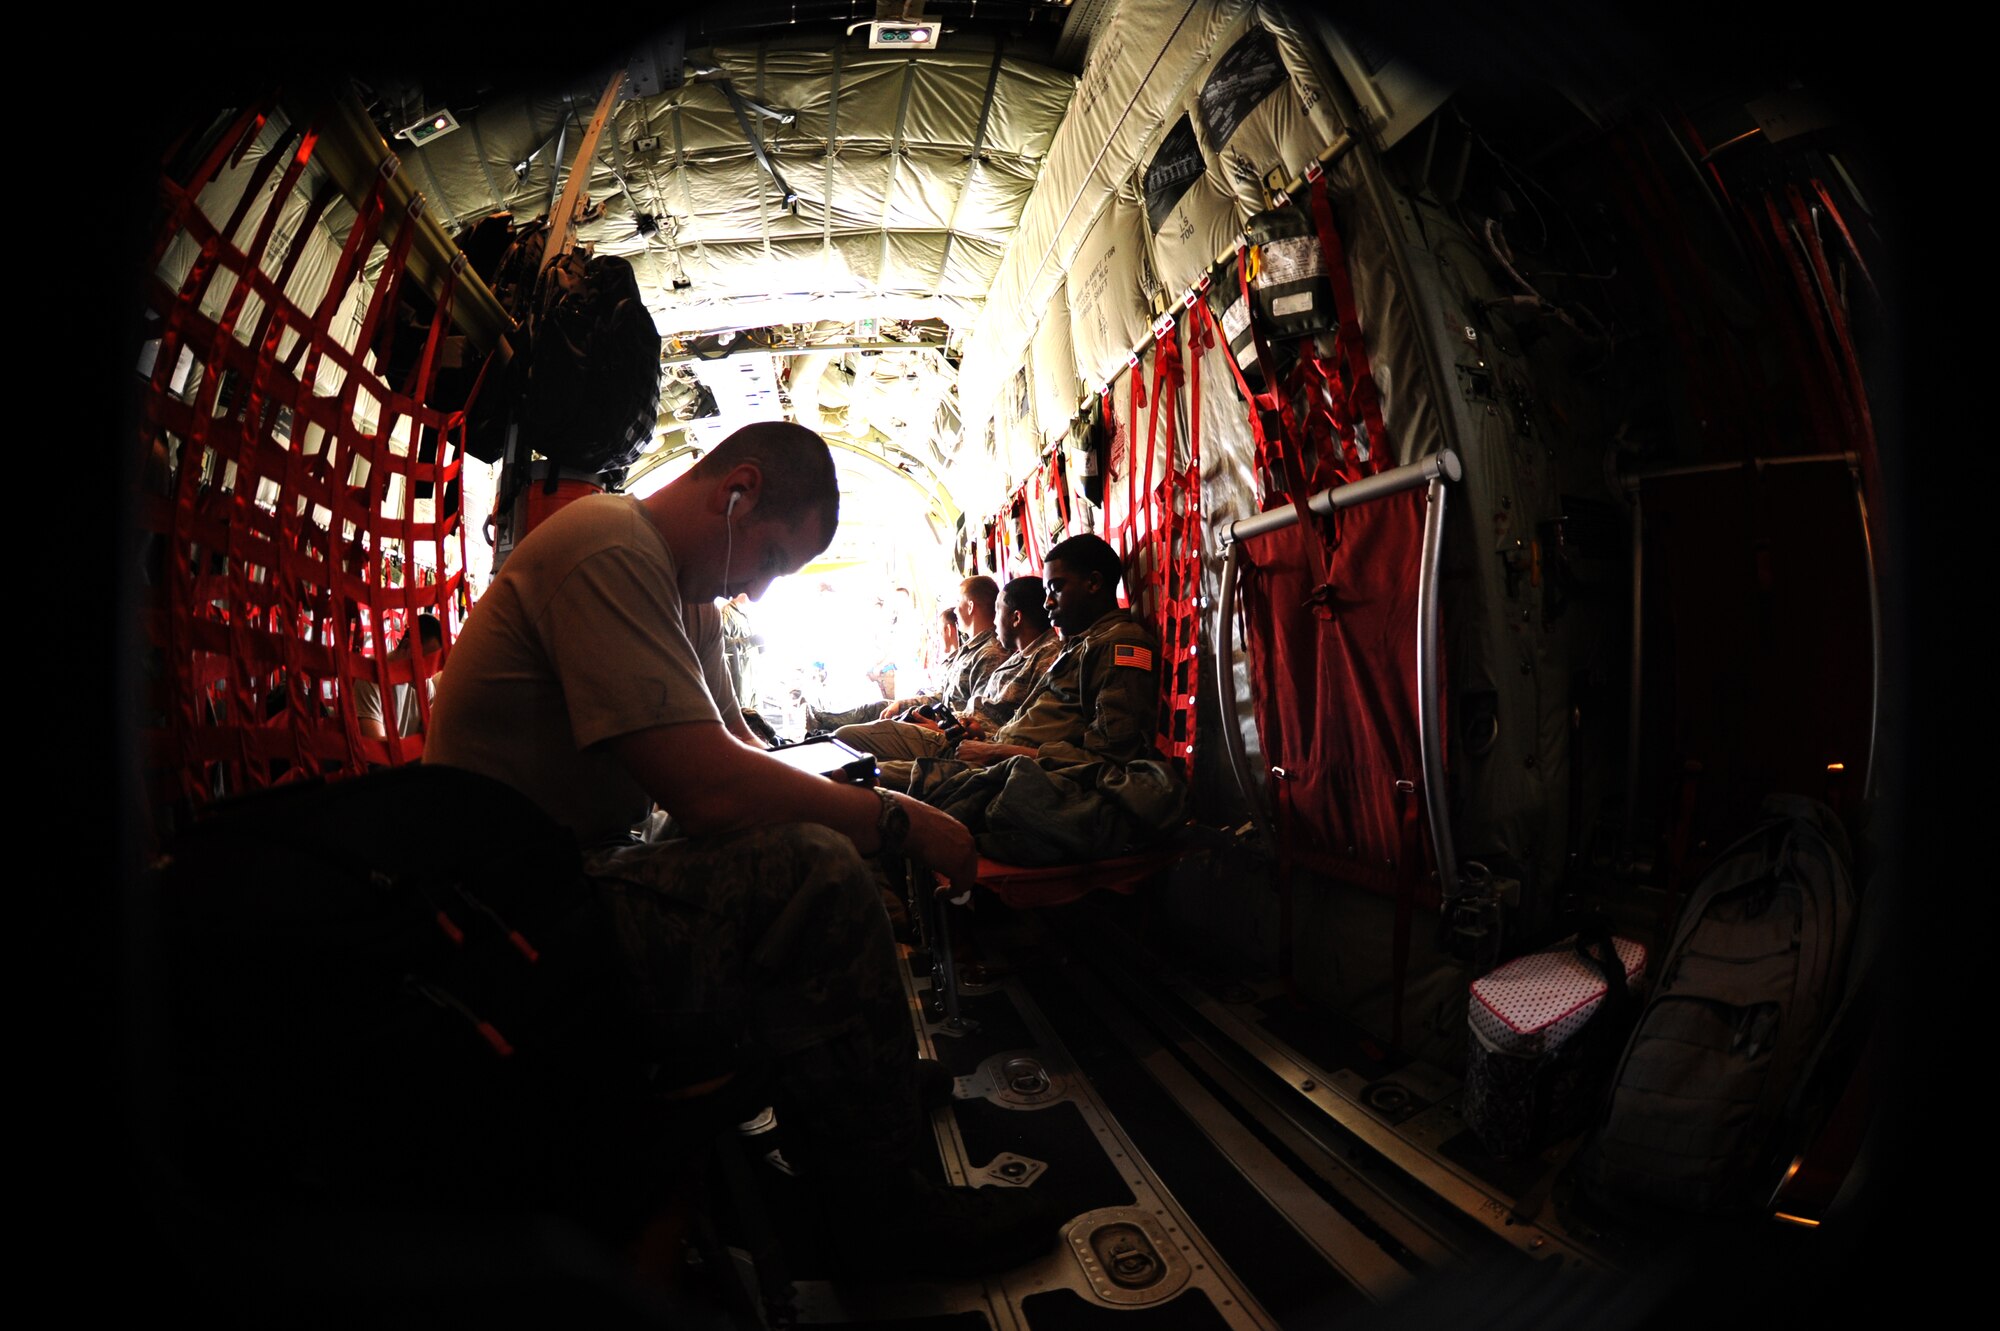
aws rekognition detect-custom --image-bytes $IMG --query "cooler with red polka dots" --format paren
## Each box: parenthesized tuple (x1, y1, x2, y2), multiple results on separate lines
(1468, 936, 1647, 1058)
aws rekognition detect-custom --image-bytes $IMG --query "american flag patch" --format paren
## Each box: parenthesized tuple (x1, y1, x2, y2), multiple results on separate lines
(1113, 643, 1154, 671)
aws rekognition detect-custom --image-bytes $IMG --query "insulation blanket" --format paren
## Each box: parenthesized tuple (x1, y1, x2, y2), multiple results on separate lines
(1235, 499, 1436, 898)
(1067, 195, 1156, 387)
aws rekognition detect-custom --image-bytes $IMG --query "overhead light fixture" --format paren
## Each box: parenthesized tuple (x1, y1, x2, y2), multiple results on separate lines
(395, 108, 461, 146)
(868, 20, 940, 49)
(850, 3, 941, 50)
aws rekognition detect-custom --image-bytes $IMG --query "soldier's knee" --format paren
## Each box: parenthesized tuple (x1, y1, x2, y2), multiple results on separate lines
(765, 822, 869, 874)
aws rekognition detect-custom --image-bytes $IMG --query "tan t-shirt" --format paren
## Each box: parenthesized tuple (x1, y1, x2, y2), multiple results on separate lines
(426, 494, 728, 844)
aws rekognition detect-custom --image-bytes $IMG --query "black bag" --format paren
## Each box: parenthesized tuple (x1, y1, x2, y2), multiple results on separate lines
(512, 249, 661, 475)
(1579, 794, 1857, 1216)
(1207, 205, 1337, 388)
(155, 764, 656, 1216)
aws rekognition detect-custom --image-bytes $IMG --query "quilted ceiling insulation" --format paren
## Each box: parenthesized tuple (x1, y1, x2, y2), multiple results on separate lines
(395, 35, 1075, 338)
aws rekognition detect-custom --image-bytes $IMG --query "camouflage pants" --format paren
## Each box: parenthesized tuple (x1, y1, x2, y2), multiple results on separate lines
(584, 822, 923, 1176)
(810, 699, 889, 732)
(832, 718, 954, 762)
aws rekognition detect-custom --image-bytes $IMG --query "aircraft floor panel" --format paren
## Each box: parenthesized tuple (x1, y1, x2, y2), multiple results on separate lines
(1063, 897, 1613, 1272)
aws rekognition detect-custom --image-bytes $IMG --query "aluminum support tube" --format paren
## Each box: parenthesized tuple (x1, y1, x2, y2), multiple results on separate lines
(1213, 541, 1272, 839)
(1417, 476, 1459, 901)
(1853, 468, 1882, 802)
(1223, 450, 1461, 546)
(1624, 492, 1644, 852)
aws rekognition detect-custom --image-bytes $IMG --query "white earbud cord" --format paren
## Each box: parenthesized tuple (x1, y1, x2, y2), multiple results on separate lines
(721, 506, 733, 598)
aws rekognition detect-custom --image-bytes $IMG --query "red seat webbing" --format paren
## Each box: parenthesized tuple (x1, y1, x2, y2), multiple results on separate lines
(139, 111, 479, 818)
(971, 314, 1204, 891)
(1206, 178, 1439, 1049)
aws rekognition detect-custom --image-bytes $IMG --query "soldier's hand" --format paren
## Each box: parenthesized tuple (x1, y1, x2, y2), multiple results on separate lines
(953, 740, 1035, 766)
(898, 794, 978, 897)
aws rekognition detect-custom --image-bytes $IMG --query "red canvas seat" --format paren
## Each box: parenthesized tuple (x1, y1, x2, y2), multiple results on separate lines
(972, 845, 1184, 910)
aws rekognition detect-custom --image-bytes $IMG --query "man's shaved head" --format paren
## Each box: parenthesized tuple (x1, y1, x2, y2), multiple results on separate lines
(688, 421, 840, 549)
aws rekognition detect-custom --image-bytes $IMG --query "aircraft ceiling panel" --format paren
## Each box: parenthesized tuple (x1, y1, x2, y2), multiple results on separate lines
(639, 89, 742, 158)
(804, 150, 892, 231)
(883, 230, 953, 290)
(886, 151, 968, 232)
(949, 160, 1040, 239)
(903, 58, 991, 147)
(938, 231, 1009, 299)
(980, 59, 1082, 160)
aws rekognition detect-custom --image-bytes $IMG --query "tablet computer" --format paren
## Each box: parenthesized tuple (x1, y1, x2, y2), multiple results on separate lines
(764, 736, 878, 785)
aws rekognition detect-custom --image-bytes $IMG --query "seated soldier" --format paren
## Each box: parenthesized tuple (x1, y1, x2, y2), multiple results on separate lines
(812, 578, 1004, 733)
(833, 575, 1062, 763)
(424, 421, 1055, 1275)
(883, 575, 1007, 719)
(904, 534, 1185, 863)
(354, 613, 443, 741)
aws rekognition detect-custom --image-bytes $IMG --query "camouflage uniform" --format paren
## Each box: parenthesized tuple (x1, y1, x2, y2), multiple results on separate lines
(834, 629, 1065, 760)
(921, 627, 1009, 713)
(991, 608, 1163, 765)
(968, 629, 1066, 732)
(584, 822, 923, 1174)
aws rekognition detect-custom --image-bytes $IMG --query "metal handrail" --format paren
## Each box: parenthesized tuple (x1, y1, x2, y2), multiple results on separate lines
(1213, 451, 1463, 897)
(1416, 475, 1457, 899)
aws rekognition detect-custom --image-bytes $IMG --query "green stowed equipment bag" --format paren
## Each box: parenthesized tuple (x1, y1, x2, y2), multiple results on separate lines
(1580, 795, 1858, 1216)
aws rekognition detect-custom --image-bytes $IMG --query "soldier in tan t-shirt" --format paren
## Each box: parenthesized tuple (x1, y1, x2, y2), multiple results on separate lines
(425, 422, 1055, 1277)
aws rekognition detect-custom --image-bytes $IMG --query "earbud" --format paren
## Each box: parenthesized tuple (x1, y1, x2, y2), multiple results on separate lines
(726, 489, 743, 517)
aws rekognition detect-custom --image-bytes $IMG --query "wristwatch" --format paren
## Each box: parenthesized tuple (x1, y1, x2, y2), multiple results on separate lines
(873, 786, 910, 859)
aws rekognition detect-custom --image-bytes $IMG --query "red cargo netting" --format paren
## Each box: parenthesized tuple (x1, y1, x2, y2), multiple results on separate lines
(136, 105, 486, 825)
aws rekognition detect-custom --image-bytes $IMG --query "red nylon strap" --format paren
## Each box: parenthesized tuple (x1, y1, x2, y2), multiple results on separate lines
(1146, 327, 1182, 546)
(1018, 479, 1043, 577)
(1762, 191, 1862, 456)
(1732, 198, 1845, 459)
(1158, 307, 1205, 773)
(1810, 177, 1881, 310)
(1123, 356, 1147, 572)
(1673, 108, 1736, 213)
(1195, 295, 1276, 499)
(1784, 184, 1877, 460)
(1142, 318, 1198, 769)
(149, 102, 271, 272)
(1229, 247, 1338, 598)
(1307, 173, 1389, 476)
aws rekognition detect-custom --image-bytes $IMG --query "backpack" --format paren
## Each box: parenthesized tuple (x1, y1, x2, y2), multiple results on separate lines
(1579, 794, 1857, 1216)
(512, 248, 661, 476)
(154, 764, 659, 1218)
